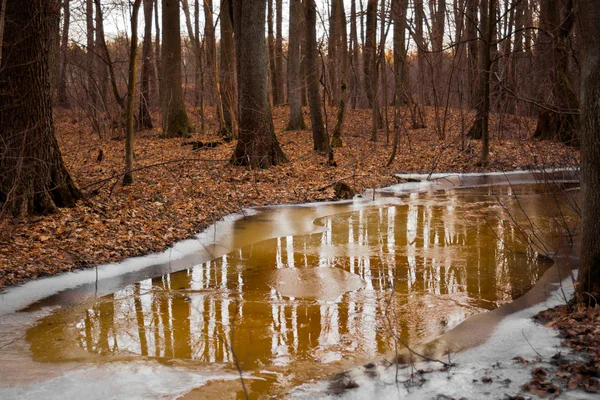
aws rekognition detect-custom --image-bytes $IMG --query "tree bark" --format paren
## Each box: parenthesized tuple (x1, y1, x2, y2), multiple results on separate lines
(138, 0, 154, 130)
(533, 0, 579, 146)
(467, 0, 494, 168)
(275, 0, 284, 105)
(220, 0, 236, 138)
(0, 0, 82, 216)
(466, 0, 479, 107)
(56, 0, 70, 108)
(305, 0, 330, 153)
(364, 0, 377, 110)
(331, 0, 349, 148)
(123, 0, 142, 185)
(286, 0, 306, 131)
(349, 0, 362, 108)
(329, 0, 341, 106)
(160, 0, 192, 137)
(231, 0, 287, 167)
(203, 0, 218, 106)
(267, 0, 278, 105)
(0, 0, 6, 65)
(467, 0, 489, 140)
(388, 0, 408, 165)
(577, 0, 600, 301)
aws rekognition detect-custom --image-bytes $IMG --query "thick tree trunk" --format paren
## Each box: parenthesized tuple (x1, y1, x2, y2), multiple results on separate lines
(533, 0, 579, 146)
(577, 0, 600, 301)
(0, 0, 82, 217)
(286, 0, 306, 131)
(160, 0, 192, 137)
(231, 0, 287, 167)
(56, 0, 70, 108)
(138, 0, 154, 130)
(123, 0, 142, 186)
(220, 0, 236, 138)
(331, 0, 349, 148)
(305, 0, 329, 153)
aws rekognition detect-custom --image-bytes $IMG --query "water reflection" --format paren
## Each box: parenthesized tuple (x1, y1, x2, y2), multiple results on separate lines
(27, 183, 579, 395)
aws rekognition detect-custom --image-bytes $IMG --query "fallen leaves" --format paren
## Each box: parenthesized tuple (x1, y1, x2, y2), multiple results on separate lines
(0, 105, 580, 291)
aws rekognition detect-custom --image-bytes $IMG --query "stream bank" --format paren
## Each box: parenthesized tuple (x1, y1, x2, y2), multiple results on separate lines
(0, 170, 584, 399)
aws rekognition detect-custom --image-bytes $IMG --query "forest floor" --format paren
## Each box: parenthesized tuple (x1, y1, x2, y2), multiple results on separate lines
(0, 105, 580, 290)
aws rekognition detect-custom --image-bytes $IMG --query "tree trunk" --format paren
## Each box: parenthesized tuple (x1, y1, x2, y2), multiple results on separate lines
(0, 0, 82, 217)
(94, 0, 108, 111)
(414, 0, 428, 122)
(467, 0, 494, 168)
(220, 0, 236, 138)
(0, 0, 6, 65)
(533, 0, 579, 146)
(160, 0, 192, 137)
(331, 0, 349, 148)
(286, 0, 306, 131)
(349, 0, 362, 108)
(577, 0, 600, 301)
(466, 0, 479, 107)
(123, 0, 142, 185)
(56, 0, 70, 108)
(154, 0, 161, 104)
(467, 0, 489, 140)
(364, 0, 377, 110)
(305, 0, 329, 153)
(86, 0, 99, 129)
(275, 0, 284, 105)
(138, 0, 154, 130)
(203, 0, 218, 106)
(329, 0, 340, 106)
(231, 0, 287, 167)
(267, 0, 278, 105)
(388, 0, 408, 166)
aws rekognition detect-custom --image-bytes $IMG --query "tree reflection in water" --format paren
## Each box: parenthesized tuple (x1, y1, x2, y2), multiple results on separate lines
(29, 183, 579, 396)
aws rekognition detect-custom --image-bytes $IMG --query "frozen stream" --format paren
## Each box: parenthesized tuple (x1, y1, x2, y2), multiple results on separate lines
(0, 170, 583, 399)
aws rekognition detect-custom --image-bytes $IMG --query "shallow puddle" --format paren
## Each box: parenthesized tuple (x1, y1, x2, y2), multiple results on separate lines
(24, 181, 580, 398)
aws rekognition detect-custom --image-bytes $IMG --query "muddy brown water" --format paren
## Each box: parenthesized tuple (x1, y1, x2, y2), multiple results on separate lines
(20, 178, 580, 399)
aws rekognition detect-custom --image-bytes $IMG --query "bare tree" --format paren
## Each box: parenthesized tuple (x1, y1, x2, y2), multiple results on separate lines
(275, 0, 284, 105)
(138, 0, 154, 130)
(123, 0, 143, 185)
(305, 0, 329, 153)
(331, 0, 349, 148)
(533, 0, 579, 145)
(286, 0, 306, 131)
(467, 0, 494, 167)
(160, 0, 193, 137)
(220, 0, 236, 138)
(577, 0, 600, 301)
(231, 0, 287, 167)
(0, 0, 82, 216)
(56, 0, 70, 108)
